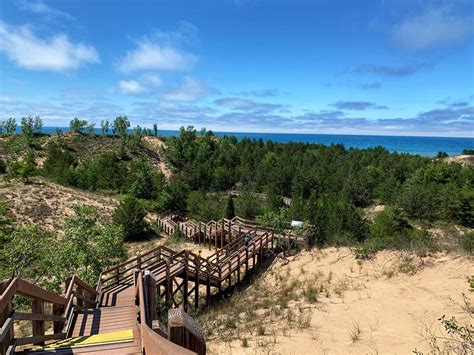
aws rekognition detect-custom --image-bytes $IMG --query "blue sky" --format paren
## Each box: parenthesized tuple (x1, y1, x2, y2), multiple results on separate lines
(0, 0, 473, 137)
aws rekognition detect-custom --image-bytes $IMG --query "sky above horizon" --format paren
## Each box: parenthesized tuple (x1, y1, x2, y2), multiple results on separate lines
(0, 0, 473, 137)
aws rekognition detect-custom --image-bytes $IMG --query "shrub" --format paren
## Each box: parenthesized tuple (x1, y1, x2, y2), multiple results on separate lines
(225, 196, 236, 219)
(0, 158, 6, 174)
(127, 159, 163, 199)
(42, 143, 77, 185)
(357, 207, 437, 258)
(113, 196, 147, 241)
(459, 231, 474, 254)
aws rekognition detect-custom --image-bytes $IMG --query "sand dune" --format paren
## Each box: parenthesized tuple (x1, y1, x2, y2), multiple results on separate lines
(203, 248, 473, 354)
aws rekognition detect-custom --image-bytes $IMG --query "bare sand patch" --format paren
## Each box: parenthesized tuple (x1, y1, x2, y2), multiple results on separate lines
(203, 247, 473, 354)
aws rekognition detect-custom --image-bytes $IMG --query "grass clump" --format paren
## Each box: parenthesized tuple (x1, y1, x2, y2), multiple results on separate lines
(303, 284, 318, 303)
(348, 321, 363, 343)
(398, 256, 417, 274)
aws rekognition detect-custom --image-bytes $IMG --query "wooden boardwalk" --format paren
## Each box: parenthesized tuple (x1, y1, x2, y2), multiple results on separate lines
(1, 216, 277, 354)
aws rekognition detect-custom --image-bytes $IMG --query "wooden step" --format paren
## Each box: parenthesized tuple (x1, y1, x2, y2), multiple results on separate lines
(71, 306, 137, 337)
(26, 329, 141, 354)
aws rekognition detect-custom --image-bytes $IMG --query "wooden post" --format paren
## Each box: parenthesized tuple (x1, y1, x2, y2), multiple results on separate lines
(245, 248, 249, 276)
(228, 221, 232, 243)
(221, 220, 225, 248)
(228, 259, 232, 290)
(166, 261, 172, 309)
(195, 256, 200, 310)
(183, 252, 189, 312)
(137, 251, 142, 271)
(217, 266, 222, 298)
(53, 304, 63, 335)
(199, 222, 202, 246)
(144, 271, 157, 326)
(252, 243, 256, 269)
(0, 281, 14, 354)
(237, 253, 241, 284)
(213, 224, 217, 251)
(32, 299, 45, 345)
(76, 287, 84, 308)
(206, 273, 211, 307)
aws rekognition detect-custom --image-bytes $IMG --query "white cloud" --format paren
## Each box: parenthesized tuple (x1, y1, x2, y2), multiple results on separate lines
(0, 21, 99, 71)
(140, 73, 162, 86)
(163, 77, 217, 102)
(119, 80, 147, 95)
(117, 74, 162, 95)
(16, 0, 75, 21)
(117, 23, 199, 73)
(393, 6, 473, 50)
(118, 41, 197, 73)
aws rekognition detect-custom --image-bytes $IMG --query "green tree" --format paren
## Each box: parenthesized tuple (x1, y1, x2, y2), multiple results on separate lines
(21, 115, 34, 138)
(56, 205, 126, 287)
(156, 180, 189, 212)
(0, 224, 57, 281)
(4, 117, 17, 134)
(128, 159, 162, 199)
(33, 116, 43, 134)
(258, 207, 287, 233)
(225, 196, 236, 219)
(112, 116, 130, 137)
(153, 123, 158, 136)
(113, 196, 147, 241)
(101, 120, 110, 135)
(69, 117, 88, 134)
(87, 123, 95, 135)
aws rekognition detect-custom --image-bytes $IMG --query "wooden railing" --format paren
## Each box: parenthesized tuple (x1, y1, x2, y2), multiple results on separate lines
(135, 271, 197, 355)
(0, 275, 97, 354)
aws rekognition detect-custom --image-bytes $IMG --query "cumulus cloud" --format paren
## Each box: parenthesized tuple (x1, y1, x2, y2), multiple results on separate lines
(163, 77, 218, 102)
(355, 61, 432, 77)
(16, 0, 75, 21)
(393, 6, 473, 50)
(117, 74, 161, 95)
(213, 97, 282, 113)
(331, 101, 389, 110)
(118, 22, 198, 73)
(0, 21, 99, 71)
(119, 80, 147, 95)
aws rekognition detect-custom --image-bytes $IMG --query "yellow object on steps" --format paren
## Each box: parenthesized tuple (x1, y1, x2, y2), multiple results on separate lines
(33, 329, 134, 351)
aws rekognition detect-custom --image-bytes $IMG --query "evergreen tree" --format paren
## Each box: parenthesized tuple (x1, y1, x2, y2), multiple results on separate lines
(225, 196, 236, 219)
(4, 117, 17, 134)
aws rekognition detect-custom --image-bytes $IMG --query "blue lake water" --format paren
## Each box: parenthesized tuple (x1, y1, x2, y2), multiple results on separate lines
(39, 127, 474, 157)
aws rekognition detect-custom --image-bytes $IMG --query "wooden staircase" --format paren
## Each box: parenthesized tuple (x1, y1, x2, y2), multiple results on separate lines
(1, 218, 277, 354)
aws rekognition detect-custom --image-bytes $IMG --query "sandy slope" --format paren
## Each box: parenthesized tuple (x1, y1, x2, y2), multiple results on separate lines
(0, 177, 119, 234)
(204, 248, 473, 354)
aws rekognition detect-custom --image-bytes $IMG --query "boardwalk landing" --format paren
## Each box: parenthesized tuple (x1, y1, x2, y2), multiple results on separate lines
(1, 217, 276, 354)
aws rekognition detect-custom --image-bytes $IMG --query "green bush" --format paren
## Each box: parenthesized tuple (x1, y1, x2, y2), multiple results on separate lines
(42, 143, 78, 185)
(112, 196, 147, 241)
(357, 207, 438, 259)
(459, 231, 474, 254)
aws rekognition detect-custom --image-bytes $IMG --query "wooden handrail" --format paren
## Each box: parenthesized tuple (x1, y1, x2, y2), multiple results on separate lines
(135, 271, 196, 355)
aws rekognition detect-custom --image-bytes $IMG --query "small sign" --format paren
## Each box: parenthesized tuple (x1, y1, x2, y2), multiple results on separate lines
(291, 220, 303, 228)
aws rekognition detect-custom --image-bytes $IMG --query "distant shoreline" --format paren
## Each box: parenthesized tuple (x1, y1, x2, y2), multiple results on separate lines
(11, 127, 474, 157)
